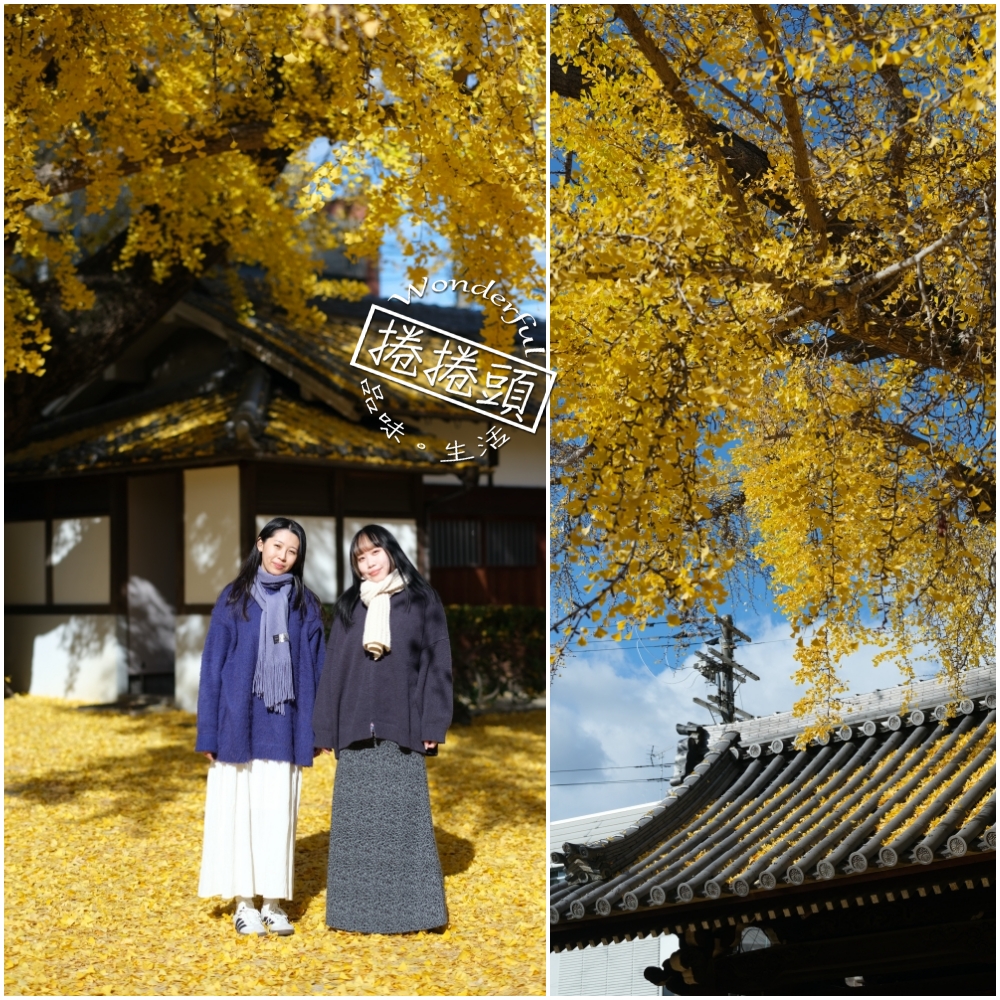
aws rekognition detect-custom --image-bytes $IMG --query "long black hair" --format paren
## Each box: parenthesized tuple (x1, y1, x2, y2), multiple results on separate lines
(333, 523, 435, 627)
(228, 517, 311, 620)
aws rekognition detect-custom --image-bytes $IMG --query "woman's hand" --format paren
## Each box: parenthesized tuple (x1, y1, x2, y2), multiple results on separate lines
(423, 741, 437, 751)
(202, 751, 216, 762)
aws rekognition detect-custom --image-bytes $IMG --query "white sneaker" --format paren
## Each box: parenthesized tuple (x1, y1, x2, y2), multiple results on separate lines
(261, 902, 295, 936)
(233, 901, 267, 936)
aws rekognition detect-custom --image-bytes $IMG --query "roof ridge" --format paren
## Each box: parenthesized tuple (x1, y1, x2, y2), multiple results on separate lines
(702, 664, 996, 748)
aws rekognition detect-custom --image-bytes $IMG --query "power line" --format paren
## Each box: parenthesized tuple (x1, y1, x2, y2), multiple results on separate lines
(551, 762, 675, 773)
(572, 635, 794, 647)
(564, 635, 796, 653)
(563, 639, 699, 648)
(551, 776, 675, 787)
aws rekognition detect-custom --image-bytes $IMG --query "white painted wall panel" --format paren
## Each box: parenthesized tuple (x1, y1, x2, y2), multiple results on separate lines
(552, 936, 671, 995)
(5, 521, 46, 604)
(6, 614, 126, 702)
(491, 423, 544, 487)
(175, 614, 211, 714)
(184, 466, 241, 605)
(51, 517, 110, 604)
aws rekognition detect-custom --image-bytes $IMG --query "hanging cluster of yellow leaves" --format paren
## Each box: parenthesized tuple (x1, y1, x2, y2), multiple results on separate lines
(4, 3, 545, 375)
(551, 4, 995, 736)
(4, 697, 546, 995)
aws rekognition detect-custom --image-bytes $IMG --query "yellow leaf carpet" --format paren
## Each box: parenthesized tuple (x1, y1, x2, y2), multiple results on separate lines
(4, 697, 546, 995)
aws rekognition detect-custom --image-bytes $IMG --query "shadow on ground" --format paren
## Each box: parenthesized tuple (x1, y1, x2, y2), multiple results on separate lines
(430, 709, 546, 834)
(4, 705, 203, 829)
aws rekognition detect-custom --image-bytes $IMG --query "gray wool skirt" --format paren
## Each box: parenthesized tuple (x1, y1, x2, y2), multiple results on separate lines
(326, 738, 447, 934)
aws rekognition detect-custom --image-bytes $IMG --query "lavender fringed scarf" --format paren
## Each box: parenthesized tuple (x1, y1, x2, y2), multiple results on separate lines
(251, 568, 296, 714)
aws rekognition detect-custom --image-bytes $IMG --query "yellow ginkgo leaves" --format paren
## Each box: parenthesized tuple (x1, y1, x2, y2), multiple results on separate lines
(4, 697, 546, 996)
(550, 4, 995, 734)
(4, 4, 546, 376)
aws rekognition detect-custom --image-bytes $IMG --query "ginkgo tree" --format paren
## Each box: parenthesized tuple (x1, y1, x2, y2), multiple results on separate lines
(550, 3, 995, 735)
(4, 3, 545, 442)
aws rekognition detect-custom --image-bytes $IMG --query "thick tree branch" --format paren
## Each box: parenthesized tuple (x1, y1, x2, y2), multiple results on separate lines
(843, 7, 918, 194)
(764, 214, 986, 379)
(555, 10, 990, 381)
(750, 5, 828, 250)
(550, 14, 844, 238)
(20, 106, 388, 207)
(24, 122, 278, 206)
(846, 216, 977, 298)
(612, 3, 756, 234)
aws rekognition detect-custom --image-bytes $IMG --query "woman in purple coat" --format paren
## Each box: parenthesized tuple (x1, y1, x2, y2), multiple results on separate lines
(195, 517, 326, 937)
(313, 524, 453, 934)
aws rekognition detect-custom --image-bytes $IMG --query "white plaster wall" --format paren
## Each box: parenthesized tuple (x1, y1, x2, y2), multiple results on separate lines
(417, 417, 543, 487)
(5, 521, 46, 604)
(491, 422, 545, 487)
(51, 517, 111, 604)
(550, 934, 678, 996)
(184, 466, 241, 605)
(5, 614, 126, 702)
(175, 614, 211, 714)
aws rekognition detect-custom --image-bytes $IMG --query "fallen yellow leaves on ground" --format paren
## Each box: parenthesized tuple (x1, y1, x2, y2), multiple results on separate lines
(4, 697, 546, 996)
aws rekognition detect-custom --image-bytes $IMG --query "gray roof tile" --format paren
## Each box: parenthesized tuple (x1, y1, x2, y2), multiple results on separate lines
(551, 667, 996, 933)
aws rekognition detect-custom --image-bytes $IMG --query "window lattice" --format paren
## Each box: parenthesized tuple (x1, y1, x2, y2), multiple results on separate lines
(486, 521, 536, 567)
(430, 520, 480, 567)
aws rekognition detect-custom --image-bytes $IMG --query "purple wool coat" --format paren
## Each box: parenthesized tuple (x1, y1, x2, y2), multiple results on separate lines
(195, 583, 326, 767)
(312, 588, 453, 758)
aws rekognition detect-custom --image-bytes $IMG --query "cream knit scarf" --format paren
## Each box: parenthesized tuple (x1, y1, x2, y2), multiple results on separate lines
(359, 569, 405, 659)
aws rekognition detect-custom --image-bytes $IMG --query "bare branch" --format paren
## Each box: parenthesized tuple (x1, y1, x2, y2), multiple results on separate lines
(550, 555, 633, 633)
(844, 214, 976, 298)
(864, 418, 996, 519)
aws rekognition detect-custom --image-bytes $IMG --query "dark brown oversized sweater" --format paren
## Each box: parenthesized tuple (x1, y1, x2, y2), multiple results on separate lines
(312, 588, 453, 757)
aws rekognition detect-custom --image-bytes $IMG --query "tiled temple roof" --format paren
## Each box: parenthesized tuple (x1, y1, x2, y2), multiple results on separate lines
(175, 293, 542, 423)
(5, 390, 471, 478)
(550, 667, 996, 938)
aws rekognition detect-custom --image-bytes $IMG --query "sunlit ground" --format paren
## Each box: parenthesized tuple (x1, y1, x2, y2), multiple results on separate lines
(4, 697, 546, 996)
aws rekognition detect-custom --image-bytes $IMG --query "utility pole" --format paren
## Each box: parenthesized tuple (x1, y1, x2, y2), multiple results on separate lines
(692, 614, 758, 723)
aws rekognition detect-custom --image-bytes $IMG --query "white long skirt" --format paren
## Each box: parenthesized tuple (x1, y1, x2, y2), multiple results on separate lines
(198, 759, 302, 900)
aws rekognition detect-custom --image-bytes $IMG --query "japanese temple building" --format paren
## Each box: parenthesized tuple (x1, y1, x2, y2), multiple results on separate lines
(4, 287, 545, 710)
(550, 665, 996, 995)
